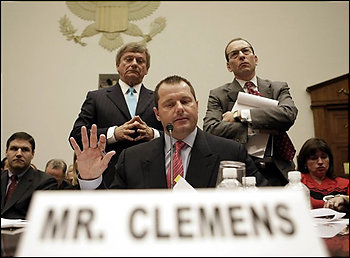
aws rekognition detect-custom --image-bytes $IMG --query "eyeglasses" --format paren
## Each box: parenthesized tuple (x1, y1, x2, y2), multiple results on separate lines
(227, 47, 253, 60)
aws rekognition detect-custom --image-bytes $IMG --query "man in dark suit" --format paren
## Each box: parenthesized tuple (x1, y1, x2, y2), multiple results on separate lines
(1, 132, 58, 219)
(203, 38, 298, 186)
(70, 75, 269, 190)
(69, 42, 162, 188)
(45, 158, 76, 190)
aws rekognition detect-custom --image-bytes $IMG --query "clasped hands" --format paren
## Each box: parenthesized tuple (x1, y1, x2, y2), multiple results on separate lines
(69, 124, 115, 180)
(114, 115, 154, 142)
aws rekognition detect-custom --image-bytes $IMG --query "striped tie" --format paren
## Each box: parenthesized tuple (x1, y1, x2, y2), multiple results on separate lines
(167, 141, 186, 188)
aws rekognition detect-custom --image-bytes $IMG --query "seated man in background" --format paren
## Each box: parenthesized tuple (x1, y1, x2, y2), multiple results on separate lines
(45, 158, 74, 189)
(70, 75, 270, 190)
(1, 157, 9, 173)
(297, 137, 349, 211)
(66, 153, 78, 187)
(1, 132, 58, 219)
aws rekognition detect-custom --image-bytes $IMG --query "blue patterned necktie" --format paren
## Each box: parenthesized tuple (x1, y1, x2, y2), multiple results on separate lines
(126, 87, 137, 117)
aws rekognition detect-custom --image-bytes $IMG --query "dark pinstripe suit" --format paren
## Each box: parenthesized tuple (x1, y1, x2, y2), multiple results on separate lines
(69, 82, 163, 187)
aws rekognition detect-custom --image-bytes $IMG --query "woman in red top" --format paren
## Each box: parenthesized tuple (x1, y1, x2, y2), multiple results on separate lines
(297, 138, 349, 210)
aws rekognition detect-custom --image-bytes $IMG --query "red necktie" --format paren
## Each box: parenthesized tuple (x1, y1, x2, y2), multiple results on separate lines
(274, 132, 296, 162)
(167, 141, 186, 189)
(245, 81, 296, 162)
(245, 81, 261, 96)
(5, 175, 18, 204)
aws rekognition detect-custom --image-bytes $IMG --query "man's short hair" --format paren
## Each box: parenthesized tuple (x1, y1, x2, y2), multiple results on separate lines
(154, 75, 197, 109)
(6, 132, 35, 151)
(45, 159, 67, 176)
(115, 42, 151, 69)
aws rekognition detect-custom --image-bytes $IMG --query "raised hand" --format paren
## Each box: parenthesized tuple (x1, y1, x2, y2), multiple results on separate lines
(69, 124, 115, 180)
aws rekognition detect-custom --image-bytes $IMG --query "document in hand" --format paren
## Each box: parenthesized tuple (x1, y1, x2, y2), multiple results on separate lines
(232, 92, 278, 158)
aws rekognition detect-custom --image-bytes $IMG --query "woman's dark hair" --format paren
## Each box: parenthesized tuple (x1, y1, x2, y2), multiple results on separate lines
(297, 137, 335, 179)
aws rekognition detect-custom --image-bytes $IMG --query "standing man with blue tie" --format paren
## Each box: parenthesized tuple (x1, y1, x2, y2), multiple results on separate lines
(69, 42, 162, 187)
(203, 38, 298, 186)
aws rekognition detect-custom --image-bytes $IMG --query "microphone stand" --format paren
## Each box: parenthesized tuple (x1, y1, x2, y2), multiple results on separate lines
(166, 123, 174, 189)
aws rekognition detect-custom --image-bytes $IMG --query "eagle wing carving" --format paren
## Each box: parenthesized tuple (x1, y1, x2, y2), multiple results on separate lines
(61, 1, 165, 51)
(66, 1, 97, 21)
(128, 1, 160, 21)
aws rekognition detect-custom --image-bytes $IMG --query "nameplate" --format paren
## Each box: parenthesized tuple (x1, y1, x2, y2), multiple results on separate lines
(16, 188, 328, 256)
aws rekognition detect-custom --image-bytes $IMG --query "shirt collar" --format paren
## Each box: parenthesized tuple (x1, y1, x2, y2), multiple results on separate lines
(8, 167, 29, 179)
(119, 79, 142, 94)
(165, 127, 197, 153)
(235, 76, 258, 89)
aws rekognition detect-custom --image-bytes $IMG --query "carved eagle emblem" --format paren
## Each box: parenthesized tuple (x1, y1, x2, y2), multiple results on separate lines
(59, 1, 166, 51)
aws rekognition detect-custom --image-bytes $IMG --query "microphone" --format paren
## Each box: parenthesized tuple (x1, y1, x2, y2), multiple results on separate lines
(166, 123, 174, 189)
(166, 123, 173, 133)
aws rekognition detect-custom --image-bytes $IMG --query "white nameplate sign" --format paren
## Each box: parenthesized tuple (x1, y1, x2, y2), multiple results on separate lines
(16, 188, 328, 257)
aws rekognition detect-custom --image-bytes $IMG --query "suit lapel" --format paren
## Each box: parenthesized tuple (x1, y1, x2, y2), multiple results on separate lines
(2, 168, 34, 213)
(142, 137, 167, 188)
(1, 172, 8, 211)
(136, 85, 153, 116)
(106, 83, 131, 119)
(186, 129, 219, 188)
(257, 77, 273, 98)
(227, 80, 244, 111)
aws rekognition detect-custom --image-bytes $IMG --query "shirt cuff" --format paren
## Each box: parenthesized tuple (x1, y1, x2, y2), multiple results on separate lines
(78, 175, 103, 190)
(107, 126, 117, 144)
(241, 109, 252, 122)
(152, 128, 160, 139)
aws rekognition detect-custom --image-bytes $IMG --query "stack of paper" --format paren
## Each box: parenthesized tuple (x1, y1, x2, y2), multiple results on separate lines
(173, 175, 197, 192)
(310, 208, 348, 238)
(232, 92, 278, 158)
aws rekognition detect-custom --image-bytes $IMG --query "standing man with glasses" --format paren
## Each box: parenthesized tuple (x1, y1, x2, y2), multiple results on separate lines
(203, 38, 298, 186)
(69, 42, 162, 188)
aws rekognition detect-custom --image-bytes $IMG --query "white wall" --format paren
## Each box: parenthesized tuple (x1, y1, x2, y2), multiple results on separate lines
(1, 1, 349, 170)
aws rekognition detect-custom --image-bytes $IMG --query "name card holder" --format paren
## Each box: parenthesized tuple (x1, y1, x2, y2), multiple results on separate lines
(16, 188, 328, 257)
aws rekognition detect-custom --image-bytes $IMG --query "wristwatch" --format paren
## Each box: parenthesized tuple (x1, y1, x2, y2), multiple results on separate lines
(233, 110, 240, 122)
(234, 110, 247, 123)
